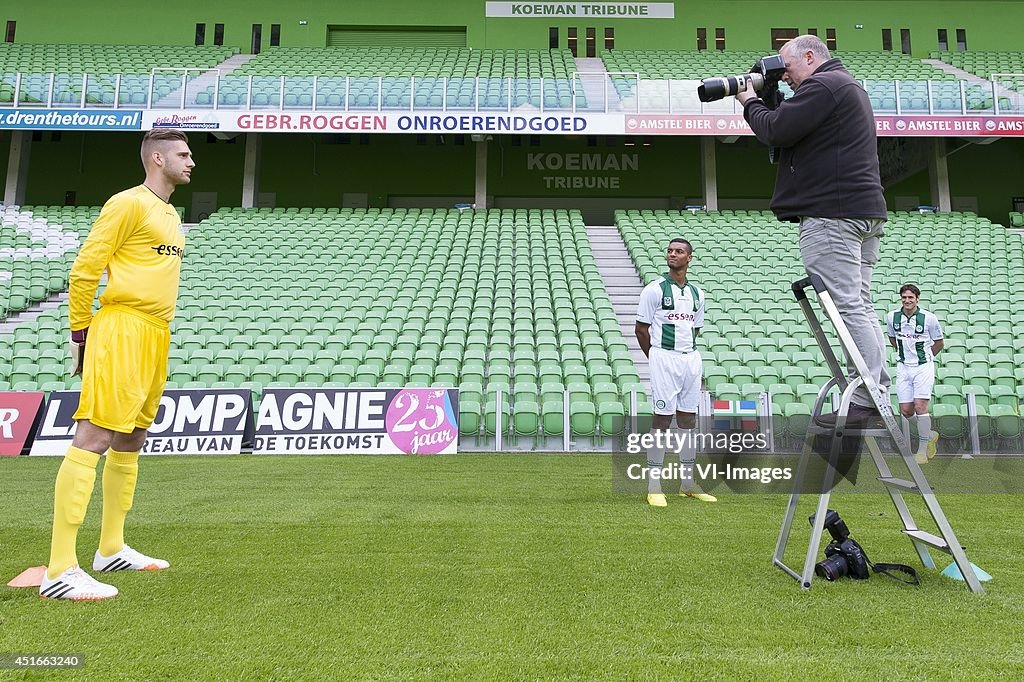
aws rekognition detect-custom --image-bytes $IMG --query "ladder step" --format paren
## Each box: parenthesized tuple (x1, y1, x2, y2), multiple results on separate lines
(902, 529, 954, 553)
(878, 476, 920, 493)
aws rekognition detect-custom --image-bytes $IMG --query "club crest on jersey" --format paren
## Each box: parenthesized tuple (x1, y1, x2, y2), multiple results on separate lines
(663, 296, 673, 307)
(916, 322, 924, 333)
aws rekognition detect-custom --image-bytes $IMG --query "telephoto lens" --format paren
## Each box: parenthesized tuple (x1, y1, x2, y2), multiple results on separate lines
(697, 73, 769, 103)
(697, 75, 747, 103)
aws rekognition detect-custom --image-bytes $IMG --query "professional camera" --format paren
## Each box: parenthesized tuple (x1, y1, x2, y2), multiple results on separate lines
(696, 54, 787, 103)
(809, 509, 870, 581)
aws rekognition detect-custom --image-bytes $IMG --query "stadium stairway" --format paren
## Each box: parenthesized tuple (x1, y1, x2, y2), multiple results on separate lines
(574, 57, 620, 112)
(0, 292, 66, 336)
(1, 204, 90, 321)
(586, 225, 648, 385)
(923, 58, 1023, 109)
(925, 58, 986, 80)
(153, 53, 257, 109)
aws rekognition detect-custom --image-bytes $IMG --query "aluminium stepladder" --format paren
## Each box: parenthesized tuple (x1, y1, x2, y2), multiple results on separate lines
(772, 275, 984, 594)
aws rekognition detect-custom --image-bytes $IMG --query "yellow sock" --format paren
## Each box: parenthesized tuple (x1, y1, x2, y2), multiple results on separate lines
(47, 446, 101, 580)
(99, 449, 140, 558)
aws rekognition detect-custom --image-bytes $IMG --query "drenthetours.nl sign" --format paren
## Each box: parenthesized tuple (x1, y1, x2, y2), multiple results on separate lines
(1, 109, 142, 130)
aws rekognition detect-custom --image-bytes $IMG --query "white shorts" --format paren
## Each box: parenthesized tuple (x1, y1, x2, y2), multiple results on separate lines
(649, 346, 702, 415)
(896, 362, 935, 403)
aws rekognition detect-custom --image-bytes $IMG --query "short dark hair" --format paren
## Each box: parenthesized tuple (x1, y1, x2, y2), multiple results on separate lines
(668, 238, 693, 254)
(899, 283, 921, 297)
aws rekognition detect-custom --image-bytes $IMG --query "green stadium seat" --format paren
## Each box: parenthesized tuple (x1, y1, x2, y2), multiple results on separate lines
(718, 351, 742, 369)
(963, 385, 991, 409)
(768, 384, 795, 408)
(741, 383, 767, 399)
(988, 385, 1018, 409)
(35, 364, 65, 385)
(513, 401, 540, 436)
(990, 405, 1021, 440)
(484, 400, 511, 436)
(715, 383, 741, 402)
(569, 401, 597, 436)
(458, 401, 481, 436)
(933, 404, 964, 440)
(542, 401, 565, 436)
(598, 401, 626, 435)
(989, 368, 1015, 389)
(932, 385, 961, 406)
(784, 403, 811, 440)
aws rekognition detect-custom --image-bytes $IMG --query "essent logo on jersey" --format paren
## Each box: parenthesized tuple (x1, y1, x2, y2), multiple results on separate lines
(151, 244, 184, 258)
(665, 312, 695, 321)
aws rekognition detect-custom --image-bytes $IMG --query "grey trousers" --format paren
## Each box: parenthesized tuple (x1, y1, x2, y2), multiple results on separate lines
(799, 216, 891, 407)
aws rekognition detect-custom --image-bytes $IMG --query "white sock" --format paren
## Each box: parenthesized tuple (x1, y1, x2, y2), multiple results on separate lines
(677, 428, 697, 490)
(646, 430, 666, 494)
(916, 414, 932, 453)
(902, 415, 914, 442)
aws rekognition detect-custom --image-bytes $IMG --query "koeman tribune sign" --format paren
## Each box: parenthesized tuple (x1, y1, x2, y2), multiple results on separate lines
(485, 2, 675, 17)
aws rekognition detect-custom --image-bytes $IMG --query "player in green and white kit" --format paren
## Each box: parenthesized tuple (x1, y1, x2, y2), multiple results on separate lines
(886, 284, 944, 464)
(636, 239, 716, 506)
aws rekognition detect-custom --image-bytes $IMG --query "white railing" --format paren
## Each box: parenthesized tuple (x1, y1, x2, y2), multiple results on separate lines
(3, 69, 1024, 117)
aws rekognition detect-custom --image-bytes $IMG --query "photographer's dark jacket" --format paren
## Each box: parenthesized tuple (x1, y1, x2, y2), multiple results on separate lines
(742, 59, 887, 222)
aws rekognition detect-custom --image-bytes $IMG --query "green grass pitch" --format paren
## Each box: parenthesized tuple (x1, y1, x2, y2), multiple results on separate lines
(1, 455, 1021, 680)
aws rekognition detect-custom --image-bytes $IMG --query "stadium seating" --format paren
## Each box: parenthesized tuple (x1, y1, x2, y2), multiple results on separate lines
(931, 51, 1024, 112)
(601, 50, 762, 112)
(147, 208, 638, 440)
(0, 43, 237, 106)
(200, 47, 584, 110)
(934, 50, 1024, 79)
(4, 205, 1020, 449)
(0, 205, 98, 320)
(617, 209, 1024, 447)
(602, 50, 765, 81)
(236, 47, 578, 79)
(601, 49, 954, 82)
(601, 49, 965, 114)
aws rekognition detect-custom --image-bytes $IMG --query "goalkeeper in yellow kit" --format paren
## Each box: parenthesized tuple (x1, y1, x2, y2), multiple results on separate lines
(40, 129, 194, 601)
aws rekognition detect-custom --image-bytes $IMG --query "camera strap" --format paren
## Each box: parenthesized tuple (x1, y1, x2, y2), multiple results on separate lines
(856, 542, 921, 586)
(868, 560, 920, 586)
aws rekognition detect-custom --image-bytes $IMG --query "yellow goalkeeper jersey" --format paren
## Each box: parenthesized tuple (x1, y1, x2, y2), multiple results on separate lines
(69, 185, 184, 330)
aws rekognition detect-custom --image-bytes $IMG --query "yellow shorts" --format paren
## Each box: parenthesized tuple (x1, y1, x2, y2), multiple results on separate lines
(73, 303, 171, 434)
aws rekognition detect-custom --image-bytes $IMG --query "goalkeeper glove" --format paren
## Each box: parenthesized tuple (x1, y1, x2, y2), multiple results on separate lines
(70, 328, 88, 377)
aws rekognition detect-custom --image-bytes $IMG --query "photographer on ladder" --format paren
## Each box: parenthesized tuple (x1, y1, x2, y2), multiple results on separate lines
(737, 35, 891, 426)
